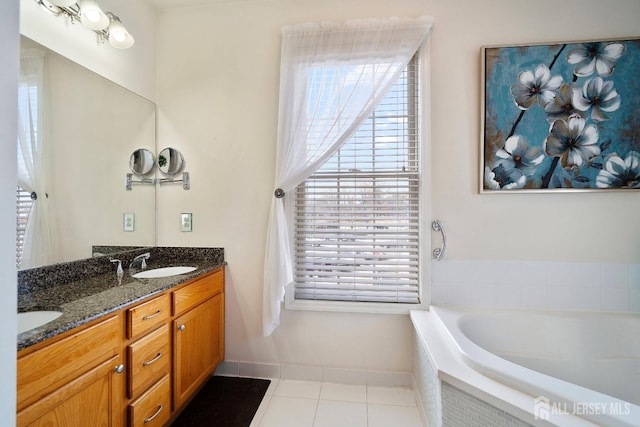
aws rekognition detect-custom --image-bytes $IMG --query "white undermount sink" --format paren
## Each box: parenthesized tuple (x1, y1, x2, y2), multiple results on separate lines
(132, 266, 197, 279)
(18, 311, 63, 334)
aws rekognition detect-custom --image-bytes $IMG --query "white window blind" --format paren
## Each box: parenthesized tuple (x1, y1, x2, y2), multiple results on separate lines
(16, 187, 33, 268)
(294, 53, 420, 304)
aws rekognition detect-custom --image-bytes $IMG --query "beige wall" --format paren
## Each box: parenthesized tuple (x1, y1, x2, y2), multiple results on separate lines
(428, 1, 640, 264)
(156, 0, 640, 372)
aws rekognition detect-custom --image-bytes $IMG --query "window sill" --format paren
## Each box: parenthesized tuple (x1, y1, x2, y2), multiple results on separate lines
(284, 297, 427, 315)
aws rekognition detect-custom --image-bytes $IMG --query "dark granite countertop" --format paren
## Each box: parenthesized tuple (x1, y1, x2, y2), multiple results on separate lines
(17, 247, 224, 351)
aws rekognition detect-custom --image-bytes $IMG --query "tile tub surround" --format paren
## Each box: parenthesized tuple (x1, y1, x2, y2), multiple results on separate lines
(17, 246, 224, 350)
(431, 260, 640, 312)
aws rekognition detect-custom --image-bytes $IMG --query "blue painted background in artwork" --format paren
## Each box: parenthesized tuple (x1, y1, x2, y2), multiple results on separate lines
(484, 39, 640, 190)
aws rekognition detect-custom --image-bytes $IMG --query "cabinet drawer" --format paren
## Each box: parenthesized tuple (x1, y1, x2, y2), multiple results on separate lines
(129, 374, 171, 427)
(128, 324, 171, 399)
(173, 268, 224, 316)
(127, 294, 171, 339)
(17, 315, 119, 412)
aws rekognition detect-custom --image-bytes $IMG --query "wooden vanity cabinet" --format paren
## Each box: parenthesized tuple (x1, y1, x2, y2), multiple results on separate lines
(16, 266, 225, 427)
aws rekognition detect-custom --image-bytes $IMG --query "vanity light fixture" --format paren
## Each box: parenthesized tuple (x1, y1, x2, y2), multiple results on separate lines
(34, 0, 135, 49)
(106, 13, 134, 49)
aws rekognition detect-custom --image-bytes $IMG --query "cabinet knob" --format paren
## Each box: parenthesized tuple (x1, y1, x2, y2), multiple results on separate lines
(178, 324, 186, 331)
(113, 364, 125, 374)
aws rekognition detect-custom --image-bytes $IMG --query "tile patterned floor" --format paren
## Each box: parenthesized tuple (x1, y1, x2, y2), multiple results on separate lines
(250, 380, 424, 427)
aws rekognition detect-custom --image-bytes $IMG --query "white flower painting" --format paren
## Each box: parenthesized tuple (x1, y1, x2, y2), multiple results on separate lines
(482, 38, 640, 191)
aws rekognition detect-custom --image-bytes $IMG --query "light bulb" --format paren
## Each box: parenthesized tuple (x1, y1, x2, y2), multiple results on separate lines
(84, 10, 102, 23)
(112, 31, 126, 43)
(107, 16, 134, 49)
(109, 31, 127, 43)
(77, 0, 109, 30)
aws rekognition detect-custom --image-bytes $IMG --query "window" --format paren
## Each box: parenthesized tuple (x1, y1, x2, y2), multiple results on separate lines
(292, 53, 421, 305)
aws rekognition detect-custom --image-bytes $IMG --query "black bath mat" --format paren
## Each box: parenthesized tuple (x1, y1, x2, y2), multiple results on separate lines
(171, 376, 271, 427)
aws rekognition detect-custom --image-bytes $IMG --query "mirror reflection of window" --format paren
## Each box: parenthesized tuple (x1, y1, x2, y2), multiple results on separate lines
(16, 188, 34, 268)
(17, 47, 54, 269)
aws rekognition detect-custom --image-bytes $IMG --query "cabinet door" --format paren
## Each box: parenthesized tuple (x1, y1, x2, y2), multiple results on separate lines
(17, 316, 119, 412)
(17, 355, 123, 427)
(173, 293, 224, 408)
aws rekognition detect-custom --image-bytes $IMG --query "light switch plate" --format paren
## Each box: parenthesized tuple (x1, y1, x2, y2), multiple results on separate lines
(181, 213, 192, 232)
(123, 213, 135, 232)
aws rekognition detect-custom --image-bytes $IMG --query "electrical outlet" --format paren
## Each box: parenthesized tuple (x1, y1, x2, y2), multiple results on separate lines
(123, 213, 135, 232)
(181, 213, 192, 232)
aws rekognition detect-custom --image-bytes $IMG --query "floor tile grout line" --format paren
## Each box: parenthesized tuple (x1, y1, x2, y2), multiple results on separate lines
(256, 379, 422, 427)
(365, 382, 369, 427)
(311, 383, 322, 427)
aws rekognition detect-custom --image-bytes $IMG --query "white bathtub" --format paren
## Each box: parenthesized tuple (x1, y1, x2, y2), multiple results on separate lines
(411, 306, 640, 427)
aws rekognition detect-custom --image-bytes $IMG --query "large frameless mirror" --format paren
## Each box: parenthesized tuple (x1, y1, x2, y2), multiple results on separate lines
(17, 36, 156, 270)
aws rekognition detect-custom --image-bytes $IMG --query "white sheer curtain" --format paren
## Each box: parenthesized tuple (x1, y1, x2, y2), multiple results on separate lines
(263, 16, 433, 335)
(17, 48, 53, 269)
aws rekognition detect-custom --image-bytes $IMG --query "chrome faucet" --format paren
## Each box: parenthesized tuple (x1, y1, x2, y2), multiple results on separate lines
(129, 252, 151, 270)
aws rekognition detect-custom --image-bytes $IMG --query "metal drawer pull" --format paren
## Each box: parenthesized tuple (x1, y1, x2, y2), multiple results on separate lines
(144, 404, 163, 423)
(142, 310, 161, 321)
(178, 324, 186, 331)
(142, 352, 162, 367)
(113, 364, 125, 374)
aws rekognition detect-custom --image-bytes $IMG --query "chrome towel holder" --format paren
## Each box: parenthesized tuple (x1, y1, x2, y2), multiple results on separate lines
(432, 219, 446, 261)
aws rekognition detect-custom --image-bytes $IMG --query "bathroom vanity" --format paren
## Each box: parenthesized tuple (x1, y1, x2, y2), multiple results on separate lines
(16, 247, 225, 426)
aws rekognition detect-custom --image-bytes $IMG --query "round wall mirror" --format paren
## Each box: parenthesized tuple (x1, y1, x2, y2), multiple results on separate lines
(129, 148, 155, 176)
(158, 147, 184, 176)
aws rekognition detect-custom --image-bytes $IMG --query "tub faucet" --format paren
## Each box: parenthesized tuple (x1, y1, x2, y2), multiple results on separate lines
(129, 252, 151, 270)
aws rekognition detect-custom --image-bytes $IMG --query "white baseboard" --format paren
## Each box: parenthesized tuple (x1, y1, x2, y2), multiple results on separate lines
(216, 360, 412, 388)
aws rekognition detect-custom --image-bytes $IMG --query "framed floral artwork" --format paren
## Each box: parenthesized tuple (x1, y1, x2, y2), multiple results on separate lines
(481, 37, 640, 192)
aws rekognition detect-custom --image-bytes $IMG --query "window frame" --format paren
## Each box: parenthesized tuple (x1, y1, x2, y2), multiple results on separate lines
(284, 44, 431, 314)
